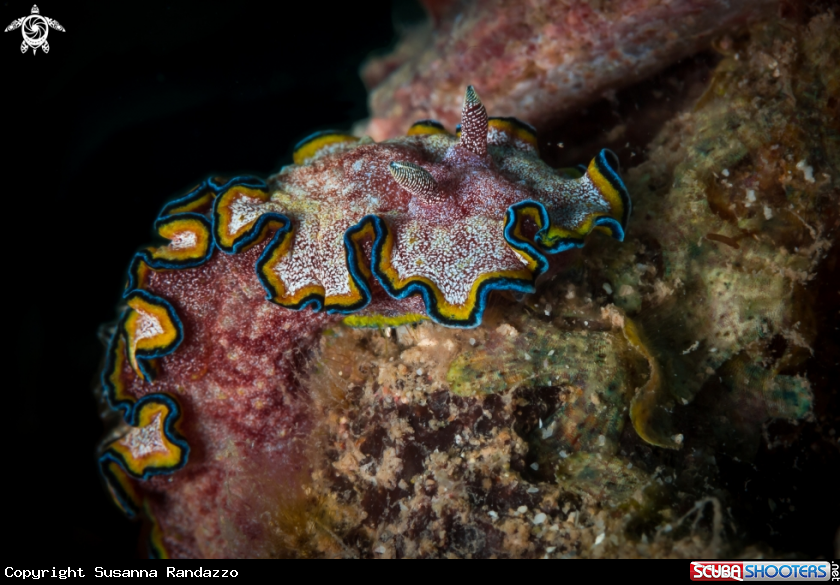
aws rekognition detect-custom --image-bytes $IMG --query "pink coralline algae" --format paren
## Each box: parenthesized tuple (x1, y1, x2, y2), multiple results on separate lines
(96, 86, 629, 557)
(362, 0, 777, 141)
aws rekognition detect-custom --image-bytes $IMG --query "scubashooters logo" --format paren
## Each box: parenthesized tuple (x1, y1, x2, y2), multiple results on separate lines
(691, 561, 833, 582)
(4, 5, 65, 54)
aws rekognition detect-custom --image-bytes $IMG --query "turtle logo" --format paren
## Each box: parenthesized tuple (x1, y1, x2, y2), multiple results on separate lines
(5, 5, 65, 54)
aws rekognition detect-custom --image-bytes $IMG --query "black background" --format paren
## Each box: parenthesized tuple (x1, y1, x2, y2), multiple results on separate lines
(4, 0, 404, 559)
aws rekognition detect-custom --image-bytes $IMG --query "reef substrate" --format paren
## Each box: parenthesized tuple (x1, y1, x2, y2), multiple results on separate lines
(362, 0, 777, 141)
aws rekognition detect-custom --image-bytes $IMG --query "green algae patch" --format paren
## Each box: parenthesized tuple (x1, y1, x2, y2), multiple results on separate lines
(446, 320, 630, 399)
(556, 452, 650, 506)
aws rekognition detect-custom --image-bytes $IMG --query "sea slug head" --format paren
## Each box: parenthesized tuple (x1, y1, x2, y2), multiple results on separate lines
(365, 86, 632, 327)
(404, 86, 630, 251)
(453, 86, 629, 253)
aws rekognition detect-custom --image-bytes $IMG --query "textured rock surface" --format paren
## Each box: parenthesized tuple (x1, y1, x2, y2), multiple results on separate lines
(362, 0, 777, 140)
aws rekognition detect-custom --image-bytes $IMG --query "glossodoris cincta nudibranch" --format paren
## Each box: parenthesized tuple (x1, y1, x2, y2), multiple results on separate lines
(97, 86, 630, 556)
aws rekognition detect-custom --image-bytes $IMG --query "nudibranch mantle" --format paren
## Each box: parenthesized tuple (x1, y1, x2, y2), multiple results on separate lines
(97, 87, 630, 533)
(210, 86, 630, 328)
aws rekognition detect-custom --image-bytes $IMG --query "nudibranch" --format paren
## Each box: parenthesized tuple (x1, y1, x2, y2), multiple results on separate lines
(246, 85, 626, 327)
(96, 85, 629, 553)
